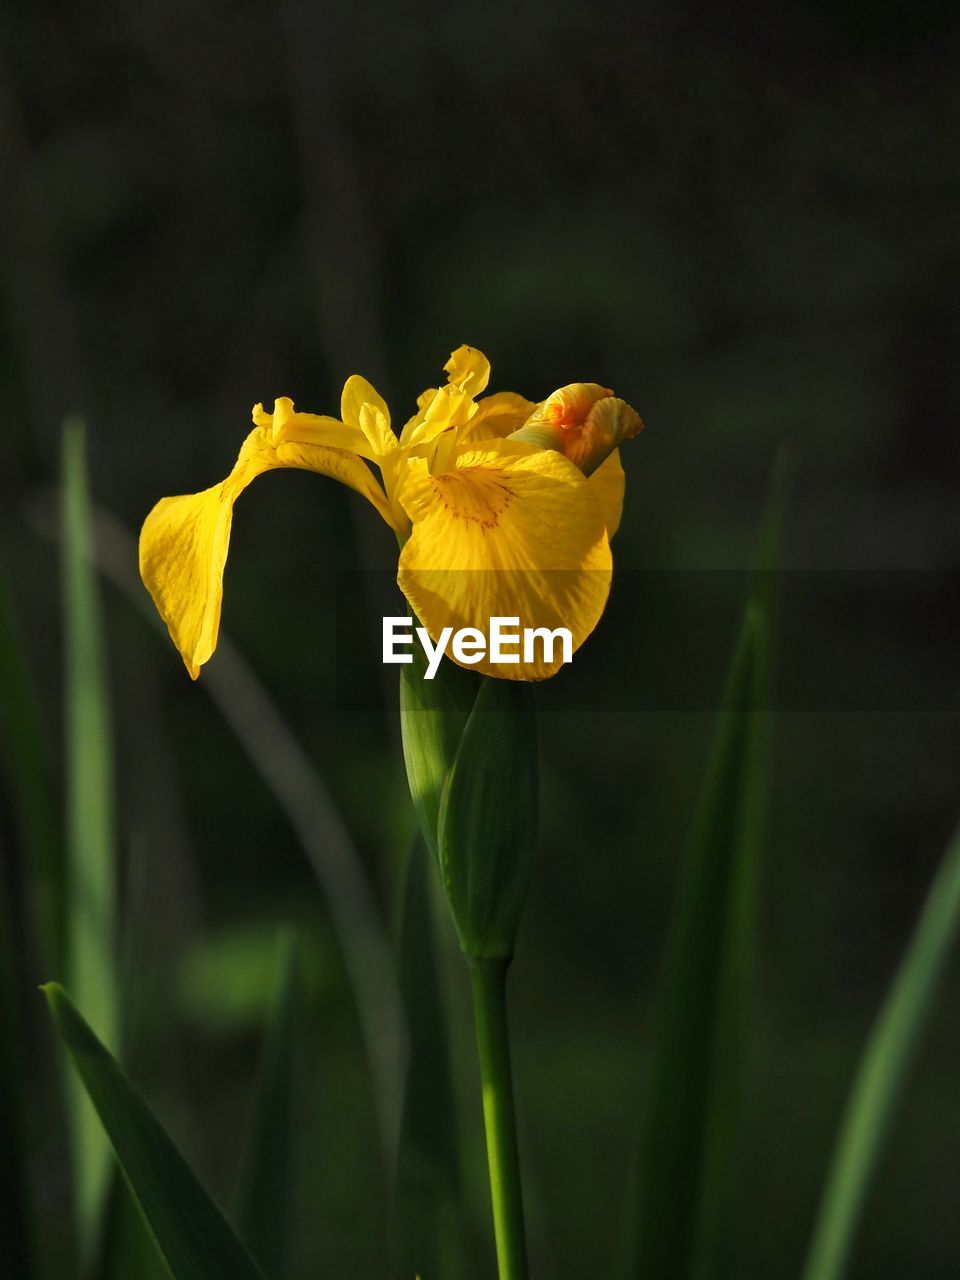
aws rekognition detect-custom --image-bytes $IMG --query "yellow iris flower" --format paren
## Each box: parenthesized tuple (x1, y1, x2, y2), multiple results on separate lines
(139, 346, 643, 681)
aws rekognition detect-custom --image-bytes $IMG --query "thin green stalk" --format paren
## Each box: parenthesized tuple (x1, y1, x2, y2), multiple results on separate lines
(469, 957, 529, 1280)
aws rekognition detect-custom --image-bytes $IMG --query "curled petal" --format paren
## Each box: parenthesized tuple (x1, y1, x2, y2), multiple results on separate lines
(443, 345, 490, 396)
(512, 383, 643, 476)
(400, 345, 493, 447)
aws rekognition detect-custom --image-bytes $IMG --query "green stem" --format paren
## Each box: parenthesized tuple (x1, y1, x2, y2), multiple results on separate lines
(468, 957, 529, 1280)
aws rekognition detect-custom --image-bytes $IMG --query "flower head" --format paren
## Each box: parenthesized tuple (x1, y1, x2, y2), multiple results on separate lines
(139, 346, 643, 681)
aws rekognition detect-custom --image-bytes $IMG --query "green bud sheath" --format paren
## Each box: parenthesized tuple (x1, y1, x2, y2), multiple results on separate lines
(437, 678, 539, 961)
(399, 646, 478, 861)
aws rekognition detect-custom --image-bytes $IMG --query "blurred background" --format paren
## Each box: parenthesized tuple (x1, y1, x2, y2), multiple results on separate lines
(1, 0, 959, 1276)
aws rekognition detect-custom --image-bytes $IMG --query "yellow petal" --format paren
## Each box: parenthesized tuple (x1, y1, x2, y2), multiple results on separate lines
(512, 384, 643, 476)
(340, 374, 390, 428)
(340, 375, 397, 457)
(139, 424, 395, 679)
(588, 447, 625, 538)
(456, 391, 538, 444)
(359, 403, 397, 457)
(253, 398, 373, 458)
(399, 346, 492, 447)
(397, 442, 611, 680)
(443, 345, 491, 396)
(403, 383, 477, 446)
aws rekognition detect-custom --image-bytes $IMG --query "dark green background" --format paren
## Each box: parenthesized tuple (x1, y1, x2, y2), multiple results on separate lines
(1, 0, 959, 1275)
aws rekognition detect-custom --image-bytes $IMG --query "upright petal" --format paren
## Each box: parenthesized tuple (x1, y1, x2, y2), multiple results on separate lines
(340, 375, 397, 457)
(397, 441, 611, 680)
(400, 346, 492, 447)
(140, 419, 396, 678)
(443, 345, 490, 397)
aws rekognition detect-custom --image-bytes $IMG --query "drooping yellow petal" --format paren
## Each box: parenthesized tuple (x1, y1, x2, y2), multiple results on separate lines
(397, 441, 611, 679)
(588, 448, 625, 538)
(139, 418, 396, 679)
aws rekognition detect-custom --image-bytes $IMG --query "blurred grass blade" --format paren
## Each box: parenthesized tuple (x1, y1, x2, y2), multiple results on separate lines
(632, 600, 768, 1280)
(27, 498, 405, 1170)
(629, 456, 785, 1280)
(238, 932, 300, 1280)
(800, 824, 960, 1280)
(43, 983, 266, 1280)
(62, 417, 120, 1264)
(0, 562, 63, 974)
(97, 834, 171, 1280)
(101, 1180, 172, 1280)
(392, 837, 465, 1279)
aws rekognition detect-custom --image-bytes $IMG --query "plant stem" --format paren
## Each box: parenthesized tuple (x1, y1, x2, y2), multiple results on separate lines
(468, 956, 529, 1280)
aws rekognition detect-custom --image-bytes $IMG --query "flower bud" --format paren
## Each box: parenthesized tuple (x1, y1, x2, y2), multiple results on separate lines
(436, 678, 539, 960)
(400, 654, 539, 961)
(511, 383, 643, 476)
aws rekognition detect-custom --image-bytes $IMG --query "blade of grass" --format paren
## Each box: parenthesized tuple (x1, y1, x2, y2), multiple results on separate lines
(42, 983, 266, 1280)
(100, 1178, 171, 1280)
(238, 931, 301, 1280)
(629, 457, 786, 1280)
(392, 836, 466, 1279)
(800, 824, 960, 1280)
(98, 832, 172, 1280)
(25, 497, 406, 1171)
(61, 418, 120, 1265)
(632, 601, 767, 1280)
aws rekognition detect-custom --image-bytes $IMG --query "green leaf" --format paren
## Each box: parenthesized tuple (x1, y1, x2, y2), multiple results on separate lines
(628, 454, 787, 1280)
(632, 601, 768, 1280)
(42, 983, 266, 1280)
(61, 417, 120, 1263)
(98, 1176, 171, 1280)
(392, 837, 465, 1279)
(400, 647, 479, 860)
(238, 931, 301, 1280)
(800, 824, 960, 1280)
(437, 678, 539, 961)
